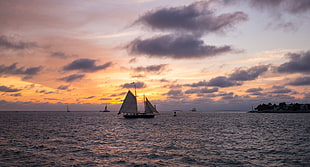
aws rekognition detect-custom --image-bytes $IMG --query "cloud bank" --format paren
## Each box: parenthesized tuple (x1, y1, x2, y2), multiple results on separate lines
(0, 85, 22, 92)
(59, 74, 85, 82)
(121, 81, 146, 89)
(63, 59, 112, 73)
(0, 35, 38, 50)
(135, 1, 247, 35)
(229, 65, 270, 81)
(186, 65, 269, 88)
(0, 63, 42, 80)
(288, 76, 310, 86)
(127, 34, 232, 59)
(133, 64, 168, 75)
(128, 1, 246, 59)
(277, 51, 310, 74)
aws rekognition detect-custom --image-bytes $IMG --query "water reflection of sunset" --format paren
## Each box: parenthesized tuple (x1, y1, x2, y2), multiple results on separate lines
(1, 1, 309, 111)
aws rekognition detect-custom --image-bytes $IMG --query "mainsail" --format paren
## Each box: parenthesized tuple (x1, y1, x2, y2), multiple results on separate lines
(144, 97, 159, 114)
(118, 90, 137, 114)
(118, 88, 159, 118)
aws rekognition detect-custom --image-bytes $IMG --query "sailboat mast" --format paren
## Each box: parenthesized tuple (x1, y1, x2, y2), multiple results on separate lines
(134, 83, 137, 96)
(130, 82, 137, 96)
(144, 94, 146, 112)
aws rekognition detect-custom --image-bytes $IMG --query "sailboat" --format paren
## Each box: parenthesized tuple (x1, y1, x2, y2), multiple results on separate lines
(118, 90, 159, 118)
(100, 105, 110, 112)
(67, 104, 70, 112)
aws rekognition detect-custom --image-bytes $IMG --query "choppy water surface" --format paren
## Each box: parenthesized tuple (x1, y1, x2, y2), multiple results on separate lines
(0, 111, 309, 166)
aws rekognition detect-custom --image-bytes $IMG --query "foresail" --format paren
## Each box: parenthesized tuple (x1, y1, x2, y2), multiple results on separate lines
(118, 90, 137, 114)
(145, 97, 159, 114)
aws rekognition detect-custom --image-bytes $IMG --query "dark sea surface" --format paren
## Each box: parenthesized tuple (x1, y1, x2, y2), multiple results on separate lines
(0, 111, 309, 167)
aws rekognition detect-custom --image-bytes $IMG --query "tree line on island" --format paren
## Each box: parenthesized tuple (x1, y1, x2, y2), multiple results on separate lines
(249, 102, 310, 113)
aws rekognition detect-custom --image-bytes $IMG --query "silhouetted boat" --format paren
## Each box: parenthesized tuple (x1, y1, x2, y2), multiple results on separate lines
(67, 104, 70, 112)
(118, 90, 159, 118)
(191, 108, 197, 112)
(100, 105, 110, 112)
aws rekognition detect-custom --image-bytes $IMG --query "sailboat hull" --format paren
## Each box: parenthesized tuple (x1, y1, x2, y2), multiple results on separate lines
(100, 110, 110, 112)
(123, 113, 155, 118)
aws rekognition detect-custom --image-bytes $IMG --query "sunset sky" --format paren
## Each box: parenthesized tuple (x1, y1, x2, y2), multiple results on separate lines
(1, 0, 310, 111)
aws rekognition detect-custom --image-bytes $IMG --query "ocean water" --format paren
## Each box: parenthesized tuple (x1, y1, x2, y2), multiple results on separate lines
(0, 111, 309, 167)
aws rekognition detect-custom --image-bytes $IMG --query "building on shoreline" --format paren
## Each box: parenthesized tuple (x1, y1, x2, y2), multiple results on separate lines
(249, 102, 310, 113)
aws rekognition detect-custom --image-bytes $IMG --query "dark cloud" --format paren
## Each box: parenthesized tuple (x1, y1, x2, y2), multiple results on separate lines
(85, 96, 95, 99)
(270, 86, 292, 94)
(249, 0, 310, 14)
(184, 89, 199, 94)
(185, 80, 208, 87)
(201, 87, 219, 93)
(185, 87, 218, 94)
(288, 76, 310, 86)
(185, 64, 269, 88)
(63, 59, 112, 72)
(246, 88, 263, 93)
(0, 85, 22, 92)
(135, 1, 248, 35)
(59, 74, 85, 82)
(99, 98, 112, 100)
(131, 74, 145, 78)
(127, 1, 245, 59)
(121, 82, 146, 89)
(110, 92, 126, 97)
(36, 90, 54, 94)
(159, 79, 169, 82)
(288, 0, 310, 13)
(133, 64, 167, 74)
(0, 35, 38, 50)
(0, 63, 42, 76)
(166, 89, 185, 99)
(218, 92, 234, 100)
(277, 51, 310, 74)
(127, 34, 232, 59)
(9, 93, 21, 97)
(250, 92, 264, 96)
(229, 65, 269, 81)
(51, 51, 77, 59)
(185, 77, 239, 88)
(57, 85, 70, 90)
(207, 76, 241, 87)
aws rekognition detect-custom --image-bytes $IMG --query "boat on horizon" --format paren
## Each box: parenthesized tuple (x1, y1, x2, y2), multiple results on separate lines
(66, 104, 70, 112)
(118, 89, 159, 118)
(100, 105, 110, 112)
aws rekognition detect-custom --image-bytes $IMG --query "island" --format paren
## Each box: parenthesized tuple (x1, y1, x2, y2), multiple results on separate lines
(249, 102, 310, 113)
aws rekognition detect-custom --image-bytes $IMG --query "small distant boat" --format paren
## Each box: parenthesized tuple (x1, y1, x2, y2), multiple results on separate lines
(191, 108, 197, 112)
(100, 105, 110, 112)
(118, 89, 159, 118)
(67, 104, 70, 112)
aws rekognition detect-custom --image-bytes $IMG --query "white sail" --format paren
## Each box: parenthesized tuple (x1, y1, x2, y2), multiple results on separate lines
(118, 90, 137, 114)
(144, 97, 159, 114)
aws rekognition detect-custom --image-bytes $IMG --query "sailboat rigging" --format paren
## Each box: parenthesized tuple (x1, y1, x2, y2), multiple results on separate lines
(118, 83, 159, 118)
